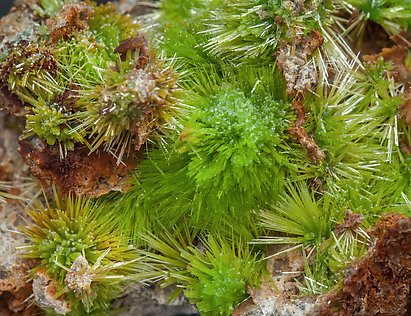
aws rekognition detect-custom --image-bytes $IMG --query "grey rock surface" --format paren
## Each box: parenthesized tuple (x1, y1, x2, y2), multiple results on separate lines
(114, 284, 197, 316)
(0, 111, 38, 315)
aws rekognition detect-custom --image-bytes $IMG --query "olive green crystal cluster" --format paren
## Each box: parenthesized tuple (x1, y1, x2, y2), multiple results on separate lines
(0, 0, 181, 160)
(20, 192, 140, 314)
(0, 0, 409, 315)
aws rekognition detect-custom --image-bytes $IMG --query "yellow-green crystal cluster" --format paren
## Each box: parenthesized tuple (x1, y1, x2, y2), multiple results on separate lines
(1, 0, 180, 161)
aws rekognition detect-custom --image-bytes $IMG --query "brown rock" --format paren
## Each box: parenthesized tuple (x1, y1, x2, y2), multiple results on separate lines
(18, 136, 138, 197)
(0, 83, 28, 118)
(317, 213, 411, 315)
(277, 31, 324, 96)
(334, 209, 364, 237)
(47, 2, 93, 43)
(0, 258, 39, 316)
(0, 110, 39, 315)
(363, 45, 410, 84)
(114, 33, 150, 69)
(289, 99, 326, 163)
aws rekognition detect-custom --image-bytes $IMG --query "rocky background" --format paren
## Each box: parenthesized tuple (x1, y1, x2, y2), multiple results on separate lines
(0, 1, 410, 316)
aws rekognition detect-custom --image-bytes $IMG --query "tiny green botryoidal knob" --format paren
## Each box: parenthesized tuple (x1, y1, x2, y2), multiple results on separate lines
(25, 98, 84, 154)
